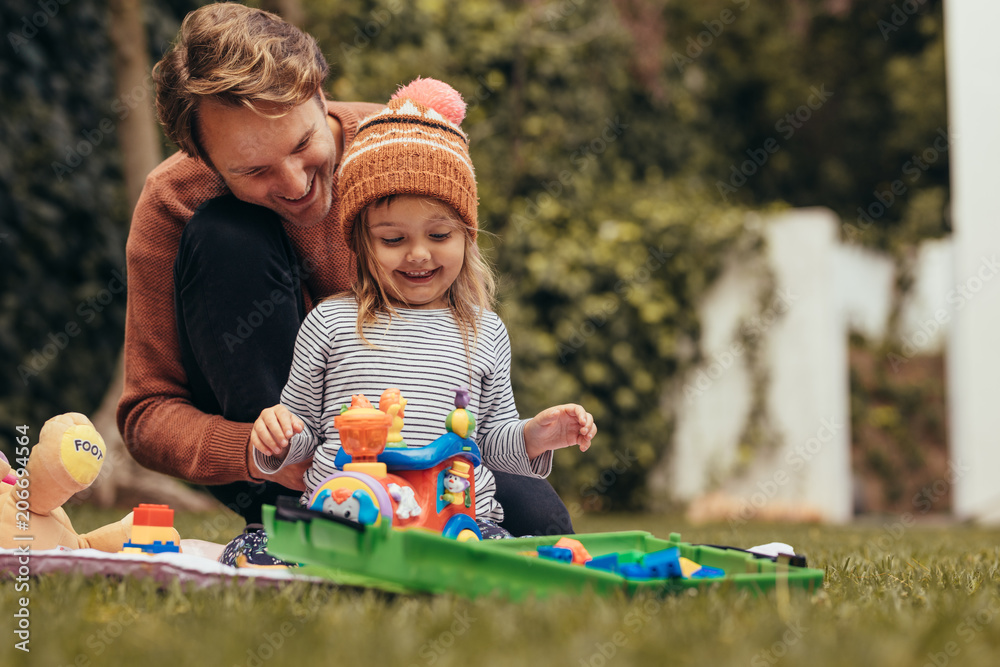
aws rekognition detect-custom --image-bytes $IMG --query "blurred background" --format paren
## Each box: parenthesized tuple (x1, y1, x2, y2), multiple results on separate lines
(0, 0, 956, 519)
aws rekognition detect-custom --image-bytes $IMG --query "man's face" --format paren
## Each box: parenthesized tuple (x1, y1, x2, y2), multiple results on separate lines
(199, 96, 337, 227)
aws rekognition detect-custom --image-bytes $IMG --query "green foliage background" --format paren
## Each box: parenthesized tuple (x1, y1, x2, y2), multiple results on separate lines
(1, 0, 948, 509)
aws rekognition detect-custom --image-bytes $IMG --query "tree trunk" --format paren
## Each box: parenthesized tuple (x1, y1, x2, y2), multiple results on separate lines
(82, 0, 214, 511)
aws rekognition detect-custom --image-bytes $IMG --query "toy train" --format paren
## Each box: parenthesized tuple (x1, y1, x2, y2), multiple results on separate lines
(303, 387, 484, 541)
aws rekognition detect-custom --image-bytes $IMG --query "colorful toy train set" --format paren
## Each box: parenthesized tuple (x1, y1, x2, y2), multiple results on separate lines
(303, 389, 484, 540)
(260, 387, 825, 599)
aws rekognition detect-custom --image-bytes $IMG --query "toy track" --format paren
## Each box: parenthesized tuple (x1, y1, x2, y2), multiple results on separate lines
(263, 500, 825, 600)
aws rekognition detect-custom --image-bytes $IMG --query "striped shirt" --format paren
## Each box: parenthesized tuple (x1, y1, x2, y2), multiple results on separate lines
(254, 297, 552, 521)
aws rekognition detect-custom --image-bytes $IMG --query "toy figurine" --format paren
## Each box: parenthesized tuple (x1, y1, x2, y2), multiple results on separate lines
(310, 487, 380, 525)
(445, 386, 475, 439)
(0, 413, 173, 552)
(440, 461, 472, 507)
(380, 388, 408, 448)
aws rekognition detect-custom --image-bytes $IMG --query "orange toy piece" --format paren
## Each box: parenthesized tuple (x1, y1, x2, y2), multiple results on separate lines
(379, 388, 408, 448)
(554, 537, 593, 565)
(350, 394, 375, 410)
(0, 413, 136, 552)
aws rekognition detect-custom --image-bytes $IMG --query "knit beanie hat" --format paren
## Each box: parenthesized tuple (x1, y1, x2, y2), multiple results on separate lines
(338, 77, 477, 246)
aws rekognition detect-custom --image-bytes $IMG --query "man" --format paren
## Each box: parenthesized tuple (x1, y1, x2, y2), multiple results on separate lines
(117, 3, 573, 536)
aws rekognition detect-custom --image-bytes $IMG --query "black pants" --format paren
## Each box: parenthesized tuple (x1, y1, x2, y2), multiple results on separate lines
(173, 195, 574, 536)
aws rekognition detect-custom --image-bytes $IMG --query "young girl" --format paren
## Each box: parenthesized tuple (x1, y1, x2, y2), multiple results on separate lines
(250, 78, 596, 537)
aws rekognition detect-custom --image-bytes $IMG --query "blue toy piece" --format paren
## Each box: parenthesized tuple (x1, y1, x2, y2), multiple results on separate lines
(692, 565, 725, 579)
(122, 540, 180, 554)
(537, 546, 574, 563)
(642, 547, 682, 579)
(619, 563, 653, 580)
(441, 513, 482, 540)
(585, 553, 620, 574)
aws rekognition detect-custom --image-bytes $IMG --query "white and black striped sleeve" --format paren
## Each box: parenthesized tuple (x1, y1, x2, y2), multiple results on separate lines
(475, 317, 553, 479)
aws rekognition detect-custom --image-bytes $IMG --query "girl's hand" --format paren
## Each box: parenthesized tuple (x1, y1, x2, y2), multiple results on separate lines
(524, 404, 597, 461)
(250, 404, 304, 458)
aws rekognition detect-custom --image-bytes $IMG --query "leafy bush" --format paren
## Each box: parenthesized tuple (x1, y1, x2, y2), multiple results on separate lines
(2, 0, 947, 509)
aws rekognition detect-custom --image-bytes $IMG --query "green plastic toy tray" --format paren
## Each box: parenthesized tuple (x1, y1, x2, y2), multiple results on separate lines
(262, 503, 824, 600)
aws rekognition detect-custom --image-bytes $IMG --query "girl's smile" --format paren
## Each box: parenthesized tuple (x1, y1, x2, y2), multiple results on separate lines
(367, 196, 466, 310)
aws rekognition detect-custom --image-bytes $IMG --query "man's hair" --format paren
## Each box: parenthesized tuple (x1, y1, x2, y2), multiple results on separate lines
(153, 2, 329, 161)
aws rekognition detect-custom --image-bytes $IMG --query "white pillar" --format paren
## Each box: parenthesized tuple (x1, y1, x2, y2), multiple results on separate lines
(761, 209, 852, 522)
(658, 209, 852, 522)
(944, 0, 1000, 521)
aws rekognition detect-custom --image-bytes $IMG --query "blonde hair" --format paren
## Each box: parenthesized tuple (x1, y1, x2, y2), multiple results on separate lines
(153, 3, 329, 163)
(341, 196, 496, 360)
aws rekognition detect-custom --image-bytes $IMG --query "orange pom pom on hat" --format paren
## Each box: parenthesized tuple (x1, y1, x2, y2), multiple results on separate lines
(337, 77, 477, 245)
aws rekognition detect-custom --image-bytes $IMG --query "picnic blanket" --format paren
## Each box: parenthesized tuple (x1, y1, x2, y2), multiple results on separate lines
(0, 540, 318, 588)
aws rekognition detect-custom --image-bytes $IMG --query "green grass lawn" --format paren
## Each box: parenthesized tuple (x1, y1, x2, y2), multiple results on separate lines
(4, 507, 1000, 667)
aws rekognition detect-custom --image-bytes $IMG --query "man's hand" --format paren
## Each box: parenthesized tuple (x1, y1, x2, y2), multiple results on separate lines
(524, 404, 597, 461)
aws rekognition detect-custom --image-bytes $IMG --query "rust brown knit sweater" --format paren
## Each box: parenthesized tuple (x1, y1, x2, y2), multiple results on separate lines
(116, 101, 383, 485)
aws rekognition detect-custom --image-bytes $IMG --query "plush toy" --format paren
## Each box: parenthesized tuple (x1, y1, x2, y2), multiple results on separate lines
(0, 413, 172, 552)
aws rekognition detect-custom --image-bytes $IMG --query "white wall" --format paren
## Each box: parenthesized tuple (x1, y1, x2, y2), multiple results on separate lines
(944, 0, 1000, 522)
(653, 209, 954, 523)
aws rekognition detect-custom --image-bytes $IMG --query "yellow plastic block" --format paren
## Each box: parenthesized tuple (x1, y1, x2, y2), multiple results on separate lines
(131, 525, 178, 545)
(679, 556, 702, 579)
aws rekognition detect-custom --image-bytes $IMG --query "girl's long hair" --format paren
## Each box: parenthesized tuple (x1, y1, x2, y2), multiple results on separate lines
(337, 195, 496, 361)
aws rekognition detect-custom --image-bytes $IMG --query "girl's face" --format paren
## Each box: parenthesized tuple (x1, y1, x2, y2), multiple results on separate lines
(366, 196, 466, 310)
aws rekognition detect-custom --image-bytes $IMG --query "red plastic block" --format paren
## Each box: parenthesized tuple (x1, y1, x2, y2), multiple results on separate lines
(133, 503, 174, 527)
